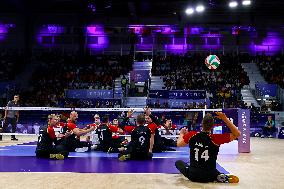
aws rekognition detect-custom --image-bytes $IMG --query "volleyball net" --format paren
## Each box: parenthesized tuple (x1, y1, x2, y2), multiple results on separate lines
(0, 107, 250, 153)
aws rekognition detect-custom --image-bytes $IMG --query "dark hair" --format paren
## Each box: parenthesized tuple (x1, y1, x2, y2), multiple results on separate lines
(136, 114, 145, 125)
(101, 115, 109, 123)
(202, 113, 214, 131)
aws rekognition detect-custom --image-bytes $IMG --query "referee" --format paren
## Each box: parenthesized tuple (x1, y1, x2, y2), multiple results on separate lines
(0, 95, 20, 141)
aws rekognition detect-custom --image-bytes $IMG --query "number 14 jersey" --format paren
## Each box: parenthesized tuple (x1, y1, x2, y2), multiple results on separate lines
(183, 131, 230, 170)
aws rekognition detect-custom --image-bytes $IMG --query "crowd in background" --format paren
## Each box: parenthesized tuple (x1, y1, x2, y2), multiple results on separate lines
(0, 50, 283, 111)
(0, 50, 25, 82)
(151, 53, 250, 109)
(256, 52, 284, 88)
(20, 51, 132, 107)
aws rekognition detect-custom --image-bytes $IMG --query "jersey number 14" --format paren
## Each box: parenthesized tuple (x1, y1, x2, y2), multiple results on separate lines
(194, 148, 209, 161)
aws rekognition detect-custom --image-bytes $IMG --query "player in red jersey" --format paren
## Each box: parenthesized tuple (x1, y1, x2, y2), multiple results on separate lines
(63, 111, 96, 152)
(35, 114, 70, 160)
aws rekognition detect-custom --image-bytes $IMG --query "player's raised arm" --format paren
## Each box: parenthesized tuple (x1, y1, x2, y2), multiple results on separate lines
(215, 112, 241, 141)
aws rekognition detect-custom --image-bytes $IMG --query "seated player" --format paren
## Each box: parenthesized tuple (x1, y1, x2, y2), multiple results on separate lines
(175, 112, 240, 183)
(58, 112, 69, 127)
(119, 110, 137, 134)
(261, 116, 277, 138)
(162, 119, 178, 134)
(62, 111, 96, 152)
(86, 114, 101, 145)
(144, 107, 175, 152)
(161, 119, 178, 147)
(95, 115, 124, 153)
(110, 118, 127, 148)
(35, 114, 70, 160)
(118, 113, 155, 161)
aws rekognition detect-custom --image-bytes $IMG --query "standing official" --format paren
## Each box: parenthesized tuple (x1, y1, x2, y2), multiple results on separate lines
(0, 95, 20, 141)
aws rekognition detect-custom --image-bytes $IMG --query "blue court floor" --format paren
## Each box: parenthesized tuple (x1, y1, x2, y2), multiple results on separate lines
(0, 141, 229, 174)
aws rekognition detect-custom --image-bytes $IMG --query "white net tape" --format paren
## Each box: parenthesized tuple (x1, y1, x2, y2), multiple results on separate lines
(0, 107, 222, 136)
(0, 107, 222, 112)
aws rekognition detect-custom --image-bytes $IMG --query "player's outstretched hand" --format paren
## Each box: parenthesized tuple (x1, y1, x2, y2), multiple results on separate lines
(180, 127, 188, 135)
(127, 109, 134, 118)
(144, 106, 151, 116)
(214, 112, 227, 120)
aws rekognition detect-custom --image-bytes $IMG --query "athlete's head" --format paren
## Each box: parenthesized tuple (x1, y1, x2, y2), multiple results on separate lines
(70, 111, 78, 122)
(101, 115, 109, 124)
(94, 114, 100, 124)
(144, 115, 152, 124)
(48, 114, 59, 126)
(112, 119, 119, 126)
(14, 95, 19, 102)
(136, 114, 146, 126)
(165, 119, 172, 129)
(202, 113, 214, 132)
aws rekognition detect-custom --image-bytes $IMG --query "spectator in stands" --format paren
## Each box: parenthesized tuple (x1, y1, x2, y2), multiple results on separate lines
(121, 75, 128, 95)
(261, 116, 277, 138)
(129, 79, 136, 96)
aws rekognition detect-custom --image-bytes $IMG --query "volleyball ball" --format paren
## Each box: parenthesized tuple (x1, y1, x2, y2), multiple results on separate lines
(205, 55, 220, 70)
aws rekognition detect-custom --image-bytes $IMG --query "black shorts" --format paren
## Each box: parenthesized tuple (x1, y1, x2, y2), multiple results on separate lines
(36, 144, 69, 159)
(175, 160, 220, 183)
(60, 136, 89, 152)
(119, 141, 152, 160)
(188, 166, 220, 183)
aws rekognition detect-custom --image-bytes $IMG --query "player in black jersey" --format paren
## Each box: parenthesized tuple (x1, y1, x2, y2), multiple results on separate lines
(118, 114, 155, 161)
(96, 115, 114, 152)
(35, 114, 70, 160)
(144, 107, 175, 152)
(175, 112, 240, 183)
(95, 115, 125, 152)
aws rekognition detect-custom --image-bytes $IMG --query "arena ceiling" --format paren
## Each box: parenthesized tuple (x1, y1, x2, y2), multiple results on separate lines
(0, 0, 283, 21)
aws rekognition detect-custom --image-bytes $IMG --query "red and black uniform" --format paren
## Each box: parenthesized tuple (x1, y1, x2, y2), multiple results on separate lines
(161, 124, 178, 147)
(109, 125, 121, 139)
(109, 124, 126, 147)
(119, 124, 154, 160)
(175, 131, 230, 183)
(122, 123, 156, 135)
(96, 123, 115, 152)
(118, 116, 136, 133)
(57, 122, 66, 128)
(61, 121, 91, 152)
(115, 114, 175, 153)
(122, 114, 170, 152)
(35, 125, 69, 158)
(62, 121, 80, 152)
(148, 114, 169, 152)
(87, 123, 98, 128)
(123, 125, 136, 133)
